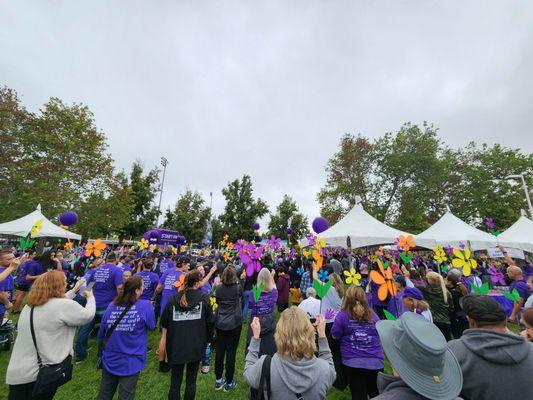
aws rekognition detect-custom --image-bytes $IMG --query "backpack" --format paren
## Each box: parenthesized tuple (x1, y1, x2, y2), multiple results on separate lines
(250, 355, 304, 400)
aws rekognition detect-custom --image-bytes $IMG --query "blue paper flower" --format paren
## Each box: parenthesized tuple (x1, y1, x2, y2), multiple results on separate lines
(296, 267, 303, 276)
(318, 269, 329, 282)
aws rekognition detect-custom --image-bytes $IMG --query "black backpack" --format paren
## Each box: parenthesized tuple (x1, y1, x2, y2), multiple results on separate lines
(250, 355, 303, 400)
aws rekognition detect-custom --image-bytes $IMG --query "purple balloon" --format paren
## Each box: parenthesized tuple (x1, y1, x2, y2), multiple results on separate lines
(312, 217, 329, 234)
(253, 223, 260, 230)
(286, 227, 294, 235)
(59, 211, 78, 226)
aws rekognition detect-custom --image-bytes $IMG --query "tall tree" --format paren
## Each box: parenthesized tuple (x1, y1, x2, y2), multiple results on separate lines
(0, 87, 115, 221)
(120, 161, 160, 239)
(317, 134, 375, 224)
(76, 172, 133, 239)
(218, 175, 268, 241)
(268, 195, 309, 241)
(164, 189, 212, 244)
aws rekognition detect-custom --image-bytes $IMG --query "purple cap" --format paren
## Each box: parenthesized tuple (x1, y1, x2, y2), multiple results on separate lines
(403, 287, 424, 301)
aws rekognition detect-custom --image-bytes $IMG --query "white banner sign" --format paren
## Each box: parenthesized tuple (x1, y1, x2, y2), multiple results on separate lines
(487, 247, 525, 260)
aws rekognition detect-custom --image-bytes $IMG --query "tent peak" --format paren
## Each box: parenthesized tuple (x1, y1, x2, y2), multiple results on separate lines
(36, 204, 42, 211)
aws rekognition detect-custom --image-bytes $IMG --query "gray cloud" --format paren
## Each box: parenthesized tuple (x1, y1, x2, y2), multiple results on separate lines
(2, 0, 532, 223)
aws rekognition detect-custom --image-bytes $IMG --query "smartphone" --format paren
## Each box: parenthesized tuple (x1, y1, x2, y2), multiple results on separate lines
(86, 281, 95, 291)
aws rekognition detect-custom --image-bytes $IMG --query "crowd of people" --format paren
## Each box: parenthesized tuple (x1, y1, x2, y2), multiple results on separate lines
(0, 240, 532, 400)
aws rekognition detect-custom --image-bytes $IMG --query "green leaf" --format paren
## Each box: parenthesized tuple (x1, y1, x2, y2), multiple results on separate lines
(252, 282, 263, 302)
(19, 238, 35, 251)
(400, 253, 413, 264)
(382, 261, 391, 269)
(383, 310, 397, 321)
(471, 282, 489, 295)
(313, 278, 333, 298)
(502, 289, 520, 303)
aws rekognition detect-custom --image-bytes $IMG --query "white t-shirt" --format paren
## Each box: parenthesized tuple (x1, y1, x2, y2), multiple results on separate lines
(525, 294, 533, 309)
(298, 297, 321, 320)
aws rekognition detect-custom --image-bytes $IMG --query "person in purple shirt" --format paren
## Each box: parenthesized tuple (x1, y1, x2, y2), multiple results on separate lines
(97, 276, 155, 400)
(11, 250, 37, 313)
(332, 285, 384, 400)
(0, 263, 15, 321)
(507, 265, 531, 322)
(156, 255, 175, 277)
(196, 263, 217, 296)
(153, 256, 190, 317)
(135, 259, 159, 301)
(75, 252, 124, 363)
(26, 250, 60, 286)
(246, 268, 278, 358)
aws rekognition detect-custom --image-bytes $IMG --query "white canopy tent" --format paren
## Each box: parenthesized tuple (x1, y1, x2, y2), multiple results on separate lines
(414, 211, 497, 251)
(0, 204, 81, 240)
(301, 204, 435, 249)
(497, 216, 533, 253)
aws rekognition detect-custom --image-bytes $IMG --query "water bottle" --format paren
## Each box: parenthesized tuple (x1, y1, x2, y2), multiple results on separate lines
(201, 343, 211, 374)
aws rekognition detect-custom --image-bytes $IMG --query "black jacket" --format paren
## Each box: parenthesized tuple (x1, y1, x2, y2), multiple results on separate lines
(161, 289, 214, 365)
(215, 283, 242, 331)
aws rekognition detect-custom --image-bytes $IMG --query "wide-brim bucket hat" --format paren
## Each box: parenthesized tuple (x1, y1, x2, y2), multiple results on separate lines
(376, 312, 462, 400)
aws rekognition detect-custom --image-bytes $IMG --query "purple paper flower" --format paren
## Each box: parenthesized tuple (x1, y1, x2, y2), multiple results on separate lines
(267, 235, 281, 250)
(486, 217, 495, 230)
(444, 245, 454, 256)
(307, 234, 317, 247)
(488, 265, 506, 286)
(459, 242, 466, 250)
(412, 257, 421, 266)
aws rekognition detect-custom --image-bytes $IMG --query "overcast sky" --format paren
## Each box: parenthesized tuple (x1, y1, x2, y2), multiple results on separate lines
(2, 1, 532, 226)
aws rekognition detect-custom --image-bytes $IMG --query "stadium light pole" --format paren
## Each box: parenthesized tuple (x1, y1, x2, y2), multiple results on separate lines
(157, 157, 168, 227)
(505, 173, 533, 219)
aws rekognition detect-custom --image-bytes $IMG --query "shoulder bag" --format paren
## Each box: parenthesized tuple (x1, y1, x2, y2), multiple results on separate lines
(29, 307, 73, 396)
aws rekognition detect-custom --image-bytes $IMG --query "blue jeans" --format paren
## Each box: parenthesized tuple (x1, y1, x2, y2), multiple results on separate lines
(242, 290, 251, 323)
(75, 306, 106, 361)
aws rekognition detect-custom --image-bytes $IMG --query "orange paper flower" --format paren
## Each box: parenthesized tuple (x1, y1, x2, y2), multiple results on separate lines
(370, 260, 397, 301)
(313, 249, 323, 271)
(174, 274, 186, 291)
(85, 239, 106, 257)
(396, 235, 416, 252)
(64, 241, 73, 251)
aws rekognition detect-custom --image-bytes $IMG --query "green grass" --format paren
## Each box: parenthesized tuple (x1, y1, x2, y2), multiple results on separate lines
(0, 314, 353, 400)
(0, 313, 520, 400)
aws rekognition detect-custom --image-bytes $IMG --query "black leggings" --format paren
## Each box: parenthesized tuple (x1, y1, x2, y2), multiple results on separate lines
(8, 382, 56, 400)
(168, 361, 200, 400)
(344, 366, 380, 400)
(215, 326, 241, 382)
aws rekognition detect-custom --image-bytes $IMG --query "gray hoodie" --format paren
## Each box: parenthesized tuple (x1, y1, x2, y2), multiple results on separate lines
(244, 337, 336, 400)
(373, 374, 463, 400)
(448, 328, 533, 400)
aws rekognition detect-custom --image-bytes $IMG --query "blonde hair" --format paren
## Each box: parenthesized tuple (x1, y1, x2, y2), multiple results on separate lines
(331, 273, 344, 298)
(26, 270, 67, 307)
(257, 268, 274, 292)
(275, 307, 317, 360)
(342, 285, 373, 323)
(426, 271, 448, 304)
(404, 296, 430, 312)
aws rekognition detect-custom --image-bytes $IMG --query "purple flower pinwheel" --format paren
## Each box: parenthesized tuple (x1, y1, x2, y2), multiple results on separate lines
(267, 235, 281, 250)
(444, 245, 454, 256)
(486, 217, 495, 230)
(488, 265, 506, 286)
(307, 234, 317, 247)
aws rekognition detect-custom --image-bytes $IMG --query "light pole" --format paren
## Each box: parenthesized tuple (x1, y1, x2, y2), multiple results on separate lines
(505, 173, 533, 219)
(157, 157, 168, 227)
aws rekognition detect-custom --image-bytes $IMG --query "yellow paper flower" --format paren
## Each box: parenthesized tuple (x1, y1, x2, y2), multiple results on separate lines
(343, 268, 362, 285)
(227, 242, 234, 250)
(149, 244, 158, 252)
(210, 297, 218, 311)
(302, 249, 310, 258)
(180, 245, 186, 252)
(85, 239, 106, 257)
(433, 246, 447, 264)
(171, 246, 178, 255)
(452, 248, 477, 277)
(316, 237, 326, 249)
(137, 238, 149, 250)
(30, 219, 44, 238)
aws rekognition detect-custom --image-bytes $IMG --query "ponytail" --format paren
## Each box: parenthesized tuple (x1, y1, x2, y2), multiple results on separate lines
(427, 271, 448, 304)
(179, 270, 202, 308)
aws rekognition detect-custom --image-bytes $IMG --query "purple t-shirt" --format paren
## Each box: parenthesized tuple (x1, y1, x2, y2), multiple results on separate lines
(117, 264, 133, 274)
(249, 288, 278, 317)
(200, 280, 212, 296)
(27, 261, 46, 284)
(157, 259, 174, 277)
(17, 260, 37, 285)
(87, 264, 123, 308)
(510, 279, 530, 302)
(331, 309, 384, 370)
(98, 299, 156, 376)
(159, 269, 184, 316)
(0, 267, 14, 316)
(135, 270, 159, 300)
